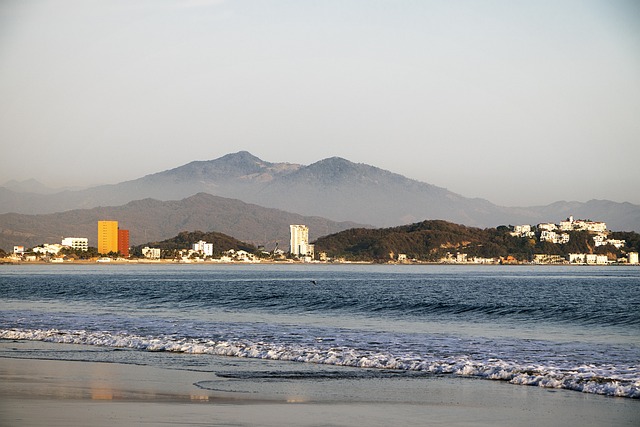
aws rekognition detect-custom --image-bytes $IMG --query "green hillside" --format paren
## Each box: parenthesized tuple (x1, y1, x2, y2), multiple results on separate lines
(313, 220, 640, 262)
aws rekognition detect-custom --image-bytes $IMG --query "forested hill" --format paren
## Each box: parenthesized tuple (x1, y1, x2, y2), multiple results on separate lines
(312, 220, 640, 262)
(132, 230, 257, 257)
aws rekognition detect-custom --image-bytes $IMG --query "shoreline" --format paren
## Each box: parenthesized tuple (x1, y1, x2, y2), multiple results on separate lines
(2, 258, 639, 267)
(1, 341, 638, 426)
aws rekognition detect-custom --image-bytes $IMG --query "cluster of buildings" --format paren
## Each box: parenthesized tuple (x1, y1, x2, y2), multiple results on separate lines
(137, 225, 317, 263)
(506, 216, 637, 264)
(6, 220, 318, 263)
(141, 240, 259, 263)
(528, 216, 625, 249)
(8, 220, 130, 262)
(436, 251, 639, 266)
(13, 237, 89, 257)
(11, 237, 89, 262)
(388, 216, 638, 265)
(511, 216, 625, 248)
(439, 252, 502, 265)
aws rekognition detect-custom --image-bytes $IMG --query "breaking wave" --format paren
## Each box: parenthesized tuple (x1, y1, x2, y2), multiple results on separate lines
(2, 328, 638, 399)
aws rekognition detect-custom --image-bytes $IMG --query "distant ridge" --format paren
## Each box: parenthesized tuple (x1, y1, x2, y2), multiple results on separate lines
(0, 193, 362, 251)
(1, 151, 639, 232)
(1, 179, 85, 194)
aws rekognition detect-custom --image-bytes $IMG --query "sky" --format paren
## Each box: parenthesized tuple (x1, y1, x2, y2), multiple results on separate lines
(1, 0, 639, 206)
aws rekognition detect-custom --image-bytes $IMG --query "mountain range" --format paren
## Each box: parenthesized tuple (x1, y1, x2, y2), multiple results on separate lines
(0, 193, 361, 251)
(1, 151, 639, 251)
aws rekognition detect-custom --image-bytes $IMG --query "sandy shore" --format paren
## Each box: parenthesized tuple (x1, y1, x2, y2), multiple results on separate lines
(0, 345, 638, 426)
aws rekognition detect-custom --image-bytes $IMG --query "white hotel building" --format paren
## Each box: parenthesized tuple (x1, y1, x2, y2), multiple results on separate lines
(193, 240, 214, 257)
(61, 237, 89, 251)
(290, 225, 314, 257)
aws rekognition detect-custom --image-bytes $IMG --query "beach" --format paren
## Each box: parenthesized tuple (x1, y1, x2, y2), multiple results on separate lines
(2, 265, 639, 425)
(1, 341, 638, 427)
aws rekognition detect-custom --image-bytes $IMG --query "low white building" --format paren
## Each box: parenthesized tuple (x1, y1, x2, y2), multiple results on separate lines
(571, 253, 608, 265)
(33, 243, 64, 255)
(569, 253, 586, 264)
(607, 239, 625, 249)
(456, 253, 468, 263)
(574, 220, 607, 233)
(142, 247, 161, 259)
(559, 216, 574, 231)
(629, 252, 639, 264)
(224, 249, 257, 262)
(534, 254, 566, 264)
(540, 231, 570, 244)
(558, 216, 607, 233)
(469, 257, 499, 264)
(61, 237, 88, 251)
(569, 254, 609, 265)
(559, 216, 607, 233)
(13, 246, 25, 255)
(538, 223, 557, 231)
(592, 234, 625, 249)
(589, 254, 609, 265)
(539, 229, 554, 242)
(510, 225, 535, 238)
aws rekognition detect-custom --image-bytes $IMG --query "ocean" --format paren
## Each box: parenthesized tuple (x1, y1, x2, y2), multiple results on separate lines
(1, 264, 638, 399)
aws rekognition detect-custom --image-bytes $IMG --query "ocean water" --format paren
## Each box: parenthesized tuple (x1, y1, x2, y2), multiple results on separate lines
(1, 264, 639, 399)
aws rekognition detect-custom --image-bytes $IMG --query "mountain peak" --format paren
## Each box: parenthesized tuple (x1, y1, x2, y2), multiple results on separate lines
(153, 151, 270, 182)
(308, 156, 370, 172)
(216, 151, 263, 164)
(317, 156, 352, 163)
(311, 156, 357, 169)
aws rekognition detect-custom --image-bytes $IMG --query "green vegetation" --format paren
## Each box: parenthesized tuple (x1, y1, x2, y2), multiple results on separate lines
(313, 220, 640, 263)
(60, 246, 99, 259)
(131, 230, 257, 259)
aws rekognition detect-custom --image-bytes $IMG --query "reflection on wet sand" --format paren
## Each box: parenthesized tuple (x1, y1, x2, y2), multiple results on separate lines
(1, 347, 639, 427)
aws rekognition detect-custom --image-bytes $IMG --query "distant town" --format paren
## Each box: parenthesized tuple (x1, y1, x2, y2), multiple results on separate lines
(1, 216, 639, 265)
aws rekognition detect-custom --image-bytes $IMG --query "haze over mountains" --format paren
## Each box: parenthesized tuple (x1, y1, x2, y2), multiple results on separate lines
(0, 193, 361, 251)
(1, 151, 639, 250)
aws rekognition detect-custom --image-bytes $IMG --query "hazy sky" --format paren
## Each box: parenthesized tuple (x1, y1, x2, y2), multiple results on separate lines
(1, 0, 639, 206)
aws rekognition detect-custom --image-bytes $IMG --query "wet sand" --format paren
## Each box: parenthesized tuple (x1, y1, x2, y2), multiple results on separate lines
(0, 351, 638, 426)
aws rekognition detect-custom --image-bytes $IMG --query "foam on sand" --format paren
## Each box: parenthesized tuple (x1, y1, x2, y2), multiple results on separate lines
(3, 328, 638, 399)
(1, 348, 639, 427)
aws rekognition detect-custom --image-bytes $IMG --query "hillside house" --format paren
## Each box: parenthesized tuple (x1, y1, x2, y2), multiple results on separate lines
(540, 230, 570, 244)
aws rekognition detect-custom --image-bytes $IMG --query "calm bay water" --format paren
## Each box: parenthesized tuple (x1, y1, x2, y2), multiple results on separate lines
(1, 264, 639, 398)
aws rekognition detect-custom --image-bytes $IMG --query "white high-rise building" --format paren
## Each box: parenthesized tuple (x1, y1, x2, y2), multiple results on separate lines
(193, 240, 214, 257)
(290, 225, 309, 256)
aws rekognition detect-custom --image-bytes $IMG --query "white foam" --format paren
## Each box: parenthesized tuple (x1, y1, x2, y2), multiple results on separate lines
(2, 328, 638, 399)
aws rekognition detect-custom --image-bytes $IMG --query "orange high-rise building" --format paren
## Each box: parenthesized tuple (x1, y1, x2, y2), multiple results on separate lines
(98, 221, 118, 255)
(118, 229, 130, 257)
